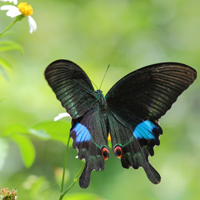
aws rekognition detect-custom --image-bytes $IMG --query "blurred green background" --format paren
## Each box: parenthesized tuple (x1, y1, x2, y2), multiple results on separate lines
(0, 0, 200, 199)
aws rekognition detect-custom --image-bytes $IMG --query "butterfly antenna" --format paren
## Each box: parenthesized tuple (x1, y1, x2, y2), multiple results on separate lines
(91, 80, 98, 90)
(99, 65, 110, 90)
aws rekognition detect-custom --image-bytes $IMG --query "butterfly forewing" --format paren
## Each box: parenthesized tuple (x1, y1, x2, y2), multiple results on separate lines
(45, 60, 98, 118)
(106, 63, 197, 120)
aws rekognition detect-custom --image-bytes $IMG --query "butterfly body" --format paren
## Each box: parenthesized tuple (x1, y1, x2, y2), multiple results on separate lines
(45, 60, 196, 188)
(95, 90, 108, 112)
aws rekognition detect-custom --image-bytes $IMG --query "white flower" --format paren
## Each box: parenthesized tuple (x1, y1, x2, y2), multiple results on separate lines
(0, 2, 37, 33)
(0, 0, 18, 5)
(54, 113, 71, 121)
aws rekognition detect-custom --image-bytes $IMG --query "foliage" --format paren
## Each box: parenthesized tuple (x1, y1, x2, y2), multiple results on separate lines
(0, 37, 23, 80)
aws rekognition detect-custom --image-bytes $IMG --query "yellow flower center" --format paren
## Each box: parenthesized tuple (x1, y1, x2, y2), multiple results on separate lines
(17, 2, 33, 16)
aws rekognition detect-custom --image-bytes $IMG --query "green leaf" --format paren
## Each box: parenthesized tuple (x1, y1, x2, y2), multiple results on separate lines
(0, 31, 13, 39)
(28, 128, 50, 139)
(0, 57, 12, 80)
(0, 40, 23, 54)
(11, 134, 35, 168)
(63, 193, 105, 200)
(30, 176, 50, 197)
(1, 123, 50, 139)
(0, 65, 9, 80)
(0, 138, 9, 171)
(2, 124, 29, 137)
(31, 120, 71, 144)
(0, 57, 12, 69)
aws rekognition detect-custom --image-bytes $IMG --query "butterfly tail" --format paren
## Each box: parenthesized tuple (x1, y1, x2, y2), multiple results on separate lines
(142, 160, 161, 184)
(79, 154, 105, 188)
(79, 163, 92, 189)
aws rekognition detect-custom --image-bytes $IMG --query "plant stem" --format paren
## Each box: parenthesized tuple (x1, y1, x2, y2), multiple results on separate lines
(0, 19, 18, 37)
(60, 135, 70, 195)
(59, 161, 85, 200)
(58, 135, 85, 200)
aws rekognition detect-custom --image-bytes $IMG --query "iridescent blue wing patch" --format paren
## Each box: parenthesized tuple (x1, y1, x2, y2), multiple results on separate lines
(133, 120, 159, 140)
(72, 123, 91, 144)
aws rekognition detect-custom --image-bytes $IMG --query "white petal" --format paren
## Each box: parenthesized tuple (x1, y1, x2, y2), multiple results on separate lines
(27, 15, 37, 34)
(0, 5, 21, 18)
(54, 113, 71, 121)
(0, 5, 16, 10)
(0, 0, 18, 5)
(13, 0, 17, 4)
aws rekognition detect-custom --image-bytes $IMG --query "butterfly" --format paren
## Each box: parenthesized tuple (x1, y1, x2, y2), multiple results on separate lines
(44, 60, 197, 188)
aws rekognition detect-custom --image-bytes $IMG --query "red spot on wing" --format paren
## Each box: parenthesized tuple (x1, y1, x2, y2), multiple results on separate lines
(114, 145, 122, 159)
(101, 147, 110, 160)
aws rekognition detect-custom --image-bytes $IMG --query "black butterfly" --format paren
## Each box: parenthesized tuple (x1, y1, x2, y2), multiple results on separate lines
(45, 60, 197, 188)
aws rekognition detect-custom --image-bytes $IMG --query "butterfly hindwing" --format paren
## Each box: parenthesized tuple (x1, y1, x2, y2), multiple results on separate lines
(45, 60, 98, 118)
(107, 105, 162, 184)
(70, 105, 109, 188)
